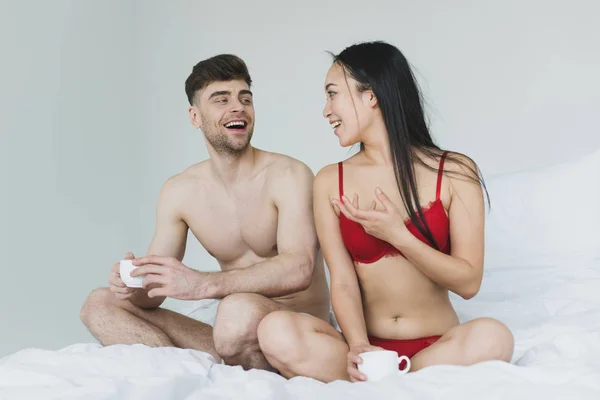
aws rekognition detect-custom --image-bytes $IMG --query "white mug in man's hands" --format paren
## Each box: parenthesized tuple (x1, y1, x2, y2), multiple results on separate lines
(119, 260, 145, 288)
(357, 350, 411, 382)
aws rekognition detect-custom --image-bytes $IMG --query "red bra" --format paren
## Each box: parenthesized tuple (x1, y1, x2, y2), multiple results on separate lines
(338, 153, 451, 264)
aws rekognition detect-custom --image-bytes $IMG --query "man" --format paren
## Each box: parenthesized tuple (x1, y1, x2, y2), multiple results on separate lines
(80, 54, 331, 371)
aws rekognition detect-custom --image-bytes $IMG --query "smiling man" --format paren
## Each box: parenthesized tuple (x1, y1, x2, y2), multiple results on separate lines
(80, 54, 331, 371)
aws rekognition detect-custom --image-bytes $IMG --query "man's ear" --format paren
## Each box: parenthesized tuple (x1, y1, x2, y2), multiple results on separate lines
(188, 105, 202, 129)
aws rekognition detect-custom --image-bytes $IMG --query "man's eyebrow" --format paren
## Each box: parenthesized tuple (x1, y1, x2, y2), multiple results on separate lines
(325, 83, 337, 90)
(208, 90, 231, 99)
(208, 90, 253, 99)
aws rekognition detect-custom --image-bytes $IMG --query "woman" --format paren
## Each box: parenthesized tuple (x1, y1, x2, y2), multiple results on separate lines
(256, 41, 514, 383)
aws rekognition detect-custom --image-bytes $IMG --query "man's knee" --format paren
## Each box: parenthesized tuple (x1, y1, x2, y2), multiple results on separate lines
(212, 293, 269, 358)
(80, 287, 118, 326)
(465, 318, 514, 362)
(257, 311, 304, 365)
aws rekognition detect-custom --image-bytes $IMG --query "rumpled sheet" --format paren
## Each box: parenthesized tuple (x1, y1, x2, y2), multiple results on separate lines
(1, 259, 599, 399)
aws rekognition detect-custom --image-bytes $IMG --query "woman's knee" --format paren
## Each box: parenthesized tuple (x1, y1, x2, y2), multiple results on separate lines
(466, 318, 514, 362)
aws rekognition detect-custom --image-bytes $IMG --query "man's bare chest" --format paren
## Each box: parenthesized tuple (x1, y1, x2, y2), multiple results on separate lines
(181, 192, 279, 264)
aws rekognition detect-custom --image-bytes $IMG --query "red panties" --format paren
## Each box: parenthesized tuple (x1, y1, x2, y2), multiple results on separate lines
(368, 335, 442, 369)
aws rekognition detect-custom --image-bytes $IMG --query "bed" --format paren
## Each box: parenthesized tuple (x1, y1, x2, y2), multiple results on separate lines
(2, 148, 599, 400)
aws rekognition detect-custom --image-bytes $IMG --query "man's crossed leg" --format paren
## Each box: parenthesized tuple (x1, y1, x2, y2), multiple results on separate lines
(81, 290, 288, 370)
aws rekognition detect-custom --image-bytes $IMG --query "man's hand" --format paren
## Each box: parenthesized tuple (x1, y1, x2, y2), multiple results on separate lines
(347, 343, 384, 382)
(108, 252, 142, 300)
(131, 255, 213, 300)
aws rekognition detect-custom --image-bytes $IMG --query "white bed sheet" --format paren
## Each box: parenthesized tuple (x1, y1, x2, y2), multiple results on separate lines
(1, 258, 599, 400)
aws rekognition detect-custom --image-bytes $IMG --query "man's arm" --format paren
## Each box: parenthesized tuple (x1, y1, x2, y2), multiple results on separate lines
(208, 161, 318, 298)
(128, 177, 188, 308)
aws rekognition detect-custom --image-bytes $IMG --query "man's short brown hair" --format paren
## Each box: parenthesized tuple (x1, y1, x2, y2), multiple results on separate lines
(185, 54, 252, 105)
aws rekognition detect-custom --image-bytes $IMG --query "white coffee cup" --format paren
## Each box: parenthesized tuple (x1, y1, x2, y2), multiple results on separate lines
(119, 259, 145, 288)
(357, 350, 411, 382)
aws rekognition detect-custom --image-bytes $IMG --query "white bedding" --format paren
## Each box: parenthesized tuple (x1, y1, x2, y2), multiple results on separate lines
(2, 258, 600, 400)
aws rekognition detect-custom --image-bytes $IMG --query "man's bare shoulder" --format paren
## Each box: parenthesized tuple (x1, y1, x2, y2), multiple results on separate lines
(260, 150, 315, 186)
(158, 161, 211, 201)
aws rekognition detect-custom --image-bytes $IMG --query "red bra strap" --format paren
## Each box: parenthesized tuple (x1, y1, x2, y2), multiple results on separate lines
(436, 152, 448, 200)
(338, 162, 344, 202)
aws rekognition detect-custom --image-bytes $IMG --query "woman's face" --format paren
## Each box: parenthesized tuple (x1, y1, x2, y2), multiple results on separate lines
(322, 63, 375, 147)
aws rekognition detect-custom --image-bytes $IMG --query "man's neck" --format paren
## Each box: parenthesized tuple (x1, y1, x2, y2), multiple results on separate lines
(207, 145, 257, 185)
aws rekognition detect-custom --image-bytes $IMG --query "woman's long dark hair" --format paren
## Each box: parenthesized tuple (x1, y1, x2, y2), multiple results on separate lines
(331, 41, 489, 250)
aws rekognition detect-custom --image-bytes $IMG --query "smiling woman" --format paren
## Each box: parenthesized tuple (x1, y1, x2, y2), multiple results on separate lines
(256, 41, 514, 383)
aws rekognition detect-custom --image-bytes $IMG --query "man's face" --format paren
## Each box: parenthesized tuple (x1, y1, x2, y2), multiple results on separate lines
(189, 79, 255, 156)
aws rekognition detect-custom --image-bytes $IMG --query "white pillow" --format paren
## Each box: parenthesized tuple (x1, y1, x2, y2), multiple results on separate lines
(483, 148, 600, 268)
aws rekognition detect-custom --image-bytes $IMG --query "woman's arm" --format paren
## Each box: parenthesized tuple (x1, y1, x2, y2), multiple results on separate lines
(393, 155, 485, 299)
(313, 165, 370, 347)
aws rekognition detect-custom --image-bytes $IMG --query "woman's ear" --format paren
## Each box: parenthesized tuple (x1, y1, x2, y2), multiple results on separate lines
(364, 90, 378, 108)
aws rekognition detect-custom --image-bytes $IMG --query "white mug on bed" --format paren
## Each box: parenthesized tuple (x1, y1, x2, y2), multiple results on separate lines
(357, 350, 411, 382)
(119, 260, 145, 288)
